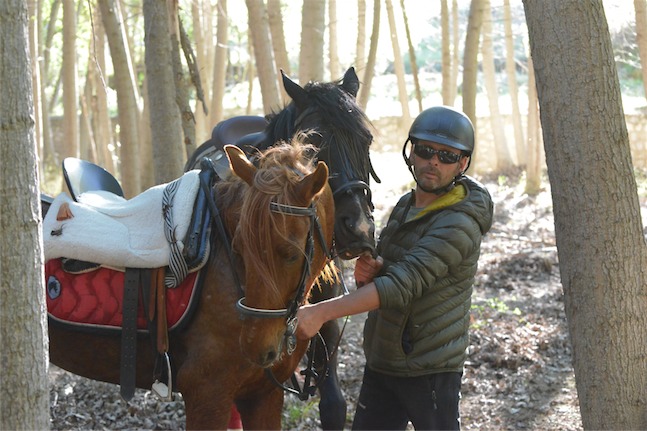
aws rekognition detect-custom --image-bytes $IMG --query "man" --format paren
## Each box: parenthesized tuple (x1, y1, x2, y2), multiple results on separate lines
(296, 105, 494, 430)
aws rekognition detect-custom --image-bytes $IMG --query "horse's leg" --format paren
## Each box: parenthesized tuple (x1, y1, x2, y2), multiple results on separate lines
(309, 280, 347, 431)
(177, 362, 232, 430)
(237, 389, 284, 430)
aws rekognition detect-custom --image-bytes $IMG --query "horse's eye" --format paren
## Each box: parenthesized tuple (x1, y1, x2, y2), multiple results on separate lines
(277, 244, 301, 264)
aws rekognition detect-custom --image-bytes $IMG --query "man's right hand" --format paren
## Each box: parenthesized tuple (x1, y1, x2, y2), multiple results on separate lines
(354, 254, 383, 287)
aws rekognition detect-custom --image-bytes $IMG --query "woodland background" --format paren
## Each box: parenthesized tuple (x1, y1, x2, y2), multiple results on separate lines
(2, 0, 647, 429)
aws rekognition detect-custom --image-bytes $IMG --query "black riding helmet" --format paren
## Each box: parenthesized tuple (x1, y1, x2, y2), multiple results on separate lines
(402, 106, 475, 193)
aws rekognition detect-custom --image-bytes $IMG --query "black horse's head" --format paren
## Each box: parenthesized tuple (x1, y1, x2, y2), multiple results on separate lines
(267, 67, 379, 260)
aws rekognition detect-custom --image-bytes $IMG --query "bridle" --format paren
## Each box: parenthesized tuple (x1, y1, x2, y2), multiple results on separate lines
(235, 200, 332, 356)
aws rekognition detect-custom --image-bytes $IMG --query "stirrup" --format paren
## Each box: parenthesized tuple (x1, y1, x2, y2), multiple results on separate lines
(151, 352, 173, 401)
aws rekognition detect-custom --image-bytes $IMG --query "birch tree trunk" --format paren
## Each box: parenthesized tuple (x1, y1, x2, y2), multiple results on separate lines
(0, 1, 49, 428)
(524, 1, 647, 427)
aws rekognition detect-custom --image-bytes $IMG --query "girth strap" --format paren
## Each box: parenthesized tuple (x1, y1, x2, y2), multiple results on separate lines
(120, 268, 140, 401)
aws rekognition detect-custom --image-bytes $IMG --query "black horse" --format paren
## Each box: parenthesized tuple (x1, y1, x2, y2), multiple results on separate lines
(185, 67, 379, 430)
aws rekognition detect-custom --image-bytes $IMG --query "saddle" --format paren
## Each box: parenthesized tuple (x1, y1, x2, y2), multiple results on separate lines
(43, 157, 221, 401)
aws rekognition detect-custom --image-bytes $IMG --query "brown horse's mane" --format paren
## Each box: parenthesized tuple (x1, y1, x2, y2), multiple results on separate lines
(214, 139, 336, 303)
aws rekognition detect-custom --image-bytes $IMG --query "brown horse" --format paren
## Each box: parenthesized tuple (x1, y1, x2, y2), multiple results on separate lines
(47, 141, 335, 429)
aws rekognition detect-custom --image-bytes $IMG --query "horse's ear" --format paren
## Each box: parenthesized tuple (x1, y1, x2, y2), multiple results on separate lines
(281, 69, 308, 109)
(341, 67, 360, 98)
(225, 144, 256, 186)
(296, 161, 329, 203)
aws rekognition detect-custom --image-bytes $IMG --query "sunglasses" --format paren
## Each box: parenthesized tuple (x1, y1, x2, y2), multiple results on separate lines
(413, 143, 463, 164)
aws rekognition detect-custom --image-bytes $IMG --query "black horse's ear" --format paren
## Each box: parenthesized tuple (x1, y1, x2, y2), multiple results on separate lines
(341, 67, 360, 98)
(281, 69, 308, 109)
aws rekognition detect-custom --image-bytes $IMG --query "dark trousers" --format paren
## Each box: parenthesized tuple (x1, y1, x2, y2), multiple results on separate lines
(351, 367, 462, 431)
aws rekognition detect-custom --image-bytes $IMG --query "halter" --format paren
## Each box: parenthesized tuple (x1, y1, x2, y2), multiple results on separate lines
(235, 200, 332, 355)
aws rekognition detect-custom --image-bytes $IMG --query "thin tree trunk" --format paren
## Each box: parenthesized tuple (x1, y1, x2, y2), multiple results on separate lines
(450, 0, 459, 105)
(299, 0, 326, 83)
(358, 0, 380, 110)
(524, 53, 541, 195)
(143, 0, 185, 185)
(355, 0, 366, 75)
(385, 0, 410, 125)
(441, 0, 452, 106)
(210, 0, 228, 125)
(329, 0, 340, 80)
(98, 0, 142, 196)
(267, 0, 289, 102)
(482, 0, 511, 171)
(62, 0, 78, 159)
(634, 0, 647, 102)
(401, 0, 422, 112)
(462, 0, 484, 170)
(28, 0, 43, 180)
(245, 0, 280, 114)
(503, 0, 525, 165)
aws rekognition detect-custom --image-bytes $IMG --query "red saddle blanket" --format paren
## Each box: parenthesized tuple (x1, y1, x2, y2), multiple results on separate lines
(46, 259, 200, 331)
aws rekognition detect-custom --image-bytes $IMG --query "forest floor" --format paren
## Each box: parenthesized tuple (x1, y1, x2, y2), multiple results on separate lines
(48, 159, 647, 430)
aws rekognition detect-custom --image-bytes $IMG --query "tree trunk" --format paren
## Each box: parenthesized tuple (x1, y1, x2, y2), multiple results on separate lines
(358, 0, 380, 110)
(450, 0, 459, 105)
(524, 53, 541, 195)
(441, 0, 452, 106)
(503, 0, 525, 165)
(524, 1, 647, 428)
(98, 0, 142, 196)
(634, 0, 647, 103)
(401, 0, 422, 113)
(329, 0, 340, 80)
(0, 1, 50, 428)
(462, 0, 484, 170)
(191, 0, 211, 141)
(355, 0, 366, 75)
(210, 0, 228, 125)
(267, 0, 290, 102)
(28, 0, 43, 180)
(299, 0, 326, 83)
(143, 0, 185, 185)
(245, 0, 280, 114)
(481, 0, 512, 171)
(62, 0, 78, 159)
(385, 0, 410, 125)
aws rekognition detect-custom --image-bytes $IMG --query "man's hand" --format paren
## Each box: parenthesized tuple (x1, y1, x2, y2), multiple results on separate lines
(354, 254, 383, 287)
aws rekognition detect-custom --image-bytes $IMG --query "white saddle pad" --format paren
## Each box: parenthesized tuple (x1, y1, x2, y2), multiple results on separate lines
(43, 171, 200, 269)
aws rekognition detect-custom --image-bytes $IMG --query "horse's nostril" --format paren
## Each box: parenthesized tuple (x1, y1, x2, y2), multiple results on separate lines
(261, 349, 278, 367)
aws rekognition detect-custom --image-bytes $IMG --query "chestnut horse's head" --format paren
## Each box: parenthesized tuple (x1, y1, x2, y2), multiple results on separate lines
(225, 141, 335, 368)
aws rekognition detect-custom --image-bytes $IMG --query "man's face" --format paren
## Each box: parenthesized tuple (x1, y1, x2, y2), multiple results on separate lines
(411, 140, 467, 193)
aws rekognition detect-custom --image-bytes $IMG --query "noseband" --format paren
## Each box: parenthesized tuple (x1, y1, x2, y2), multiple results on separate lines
(235, 200, 331, 355)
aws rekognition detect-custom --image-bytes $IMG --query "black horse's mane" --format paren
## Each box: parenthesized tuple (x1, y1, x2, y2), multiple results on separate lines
(261, 79, 375, 184)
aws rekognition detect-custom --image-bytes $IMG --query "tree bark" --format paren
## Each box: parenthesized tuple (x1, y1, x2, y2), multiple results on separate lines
(245, 0, 280, 114)
(462, 0, 484, 170)
(481, 0, 511, 171)
(385, 0, 410, 125)
(355, 0, 366, 75)
(524, 53, 541, 195)
(358, 0, 380, 110)
(524, 0, 647, 428)
(0, 1, 50, 428)
(210, 0, 228, 125)
(329, 0, 340, 80)
(634, 0, 647, 103)
(143, 0, 185, 185)
(62, 0, 78, 159)
(441, 0, 452, 106)
(401, 0, 422, 113)
(299, 0, 326, 83)
(267, 0, 290, 102)
(98, 0, 142, 196)
(503, 0, 525, 165)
